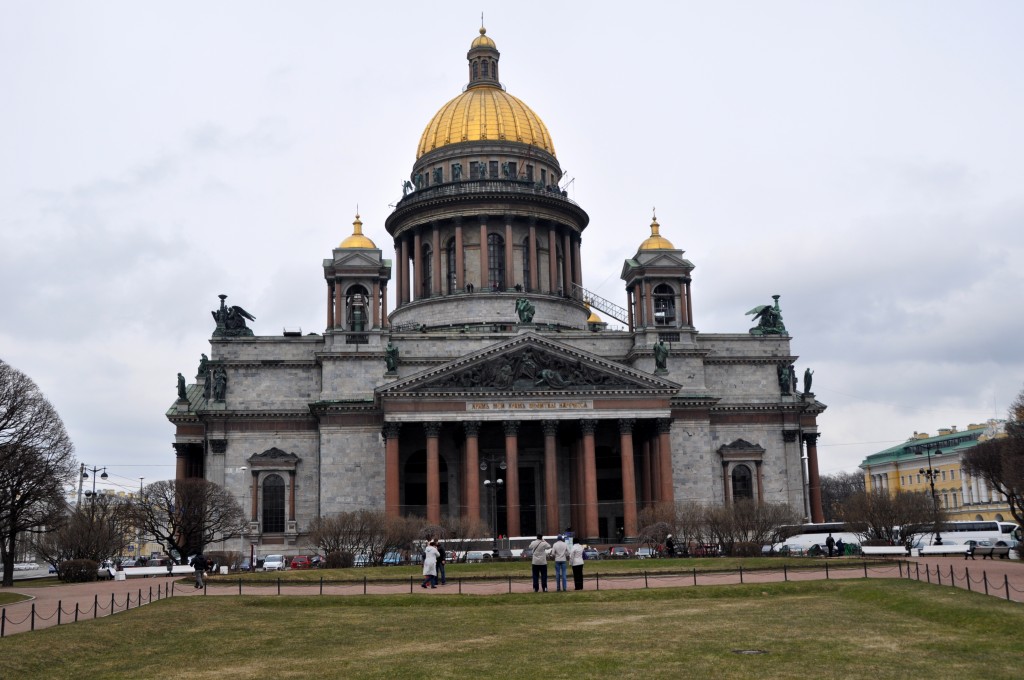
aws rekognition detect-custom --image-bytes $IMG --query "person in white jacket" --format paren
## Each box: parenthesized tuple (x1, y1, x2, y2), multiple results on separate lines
(569, 541, 585, 590)
(550, 536, 570, 591)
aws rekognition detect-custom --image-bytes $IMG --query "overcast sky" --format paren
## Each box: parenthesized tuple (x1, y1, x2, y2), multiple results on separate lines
(2, 2, 1022, 499)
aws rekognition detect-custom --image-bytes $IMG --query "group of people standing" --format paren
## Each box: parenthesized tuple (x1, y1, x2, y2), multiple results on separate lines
(420, 534, 590, 592)
(527, 534, 586, 592)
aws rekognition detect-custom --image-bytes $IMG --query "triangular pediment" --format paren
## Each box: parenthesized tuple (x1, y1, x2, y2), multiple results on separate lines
(329, 249, 383, 268)
(378, 332, 680, 397)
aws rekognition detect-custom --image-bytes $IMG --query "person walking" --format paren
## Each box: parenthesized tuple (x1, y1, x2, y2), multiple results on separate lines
(550, 535, 569, 592)
(421, 540, 440, 589)
(527, 534, 551, 592)
(665, 534, 676, 558)
(191, 553, 208, 589)
(825, 533, 836, 558)
(569, 540, 585, 591)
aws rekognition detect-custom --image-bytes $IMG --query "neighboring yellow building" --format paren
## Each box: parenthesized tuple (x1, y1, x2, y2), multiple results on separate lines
(858, 421, 1012, 522)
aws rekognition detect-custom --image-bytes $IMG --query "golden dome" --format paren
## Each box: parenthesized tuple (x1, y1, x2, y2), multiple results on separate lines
(417, 86, 555, 159)
(339, 213, 377, 249)
(587, 308, 603, 324)
(471, 26, 496, 50)
(638, 214, 675, 251)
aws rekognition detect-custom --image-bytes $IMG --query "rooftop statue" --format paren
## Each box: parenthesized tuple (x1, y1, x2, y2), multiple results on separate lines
(515, 297, 535, 323)
(803, 368, 814, 395)
(212, 295, 255, 338)
(653, 341, 669, 371)
(196, 353, 209, 379)
(176, 373, 187, 401)
(384, 342, 399, 373)
(746, 294, 788, 336)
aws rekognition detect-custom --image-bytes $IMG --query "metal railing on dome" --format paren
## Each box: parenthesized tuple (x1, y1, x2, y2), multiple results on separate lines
(395, 179, 580, 210)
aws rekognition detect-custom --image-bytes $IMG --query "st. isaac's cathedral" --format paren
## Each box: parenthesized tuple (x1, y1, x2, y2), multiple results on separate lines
(168, 27, 826, 551)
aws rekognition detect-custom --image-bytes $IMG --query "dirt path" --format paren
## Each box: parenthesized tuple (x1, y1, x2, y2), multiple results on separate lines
(3, 556, 1021, 637)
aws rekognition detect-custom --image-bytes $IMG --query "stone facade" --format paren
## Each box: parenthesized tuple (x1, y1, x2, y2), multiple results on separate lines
(167, 27, 826, 553)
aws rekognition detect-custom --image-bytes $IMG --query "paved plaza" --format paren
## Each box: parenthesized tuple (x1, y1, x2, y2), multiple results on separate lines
(2, 556, 1022, 637)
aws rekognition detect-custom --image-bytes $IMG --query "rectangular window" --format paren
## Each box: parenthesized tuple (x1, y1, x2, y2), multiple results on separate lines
(541, 168, 547, 186)
(526, 164, 534, 181)
(917, 474, 922, 484)
(489, 161, 499, 179)
(950, 470, 956, 480)
(941, 470, 946, 481)
(470, 162, 483, 180)
(507, 162, 516, 179)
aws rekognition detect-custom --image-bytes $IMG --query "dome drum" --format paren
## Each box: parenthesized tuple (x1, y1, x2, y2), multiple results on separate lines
(389, 291, 588, 331)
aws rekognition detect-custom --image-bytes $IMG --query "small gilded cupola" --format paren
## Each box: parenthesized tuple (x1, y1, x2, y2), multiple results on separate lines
(339, 212, 377, 249)
(467, 26, 500, 88)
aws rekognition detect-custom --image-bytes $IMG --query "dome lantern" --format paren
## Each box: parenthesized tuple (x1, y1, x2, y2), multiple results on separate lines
(467, 26, 500, 89)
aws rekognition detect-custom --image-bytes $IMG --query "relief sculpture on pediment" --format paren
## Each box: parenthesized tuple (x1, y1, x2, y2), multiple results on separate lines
(430, 348, 633, 391)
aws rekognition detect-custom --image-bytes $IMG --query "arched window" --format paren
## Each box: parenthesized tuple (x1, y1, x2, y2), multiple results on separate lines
(995, 513, 1005, 521)
(487, 233, 505, 290)
(472, 62, 478, 79)
(346, 284, 369, 331)
(731, 465, 753, 501)
(522, 235, 531, 291)
(421, 243, 433, 297)
(262, 474, 285, 532)
(446, 238, 457, 294)
(653, 284, 676, 326)
(482, 60, 489, 77)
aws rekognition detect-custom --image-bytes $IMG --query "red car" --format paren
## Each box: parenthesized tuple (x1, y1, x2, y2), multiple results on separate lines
(289, 555, 313, 570)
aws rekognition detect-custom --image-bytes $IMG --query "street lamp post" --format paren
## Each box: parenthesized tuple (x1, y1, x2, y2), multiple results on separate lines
(916, 447, 943, 545)
(81, 465, 108, 506)
(480, 457, 506, 551)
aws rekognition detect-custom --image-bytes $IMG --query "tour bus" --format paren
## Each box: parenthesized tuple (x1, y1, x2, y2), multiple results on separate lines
(913, 520, 1021, 548)
(772, 522, 861, 555)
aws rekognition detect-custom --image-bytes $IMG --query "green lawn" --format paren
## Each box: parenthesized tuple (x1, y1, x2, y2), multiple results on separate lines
(1, 580, 1020, 679)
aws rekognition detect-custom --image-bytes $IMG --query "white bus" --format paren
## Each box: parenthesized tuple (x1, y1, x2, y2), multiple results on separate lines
(915, 520, 1021, 548)
(773, 523, 861, 555)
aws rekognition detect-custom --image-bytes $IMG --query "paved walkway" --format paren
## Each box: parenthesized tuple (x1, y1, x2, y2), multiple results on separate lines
(2, 557, 1021, 637)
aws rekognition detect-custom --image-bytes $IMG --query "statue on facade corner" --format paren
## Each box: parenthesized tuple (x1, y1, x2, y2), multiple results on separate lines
(746, 294, 788, 336)
(211, 295, 256, 338)
(384, 342, 399, 373)
(196, 353, 209, 379)
(402, 180, 414, 197)
(653, 341, 669, 371)
(212, 366, 227, 401)
(777, 364, 792, 395)
(176, 373, 187, 401)
(515, 297, 535, 323)
(803, 368, 814, 395)
(452, 163, 462, 181)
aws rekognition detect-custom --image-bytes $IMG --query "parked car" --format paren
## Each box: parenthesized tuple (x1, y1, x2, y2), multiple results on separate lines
(582, 546, 600, 560)
(353, 554, 371, 567)
(263, 555, 287, 571)
(635, 547, 657, 559)
(608, 546, 632, 559)
(464, 550, 491, 563)
(239, 558, 252, 571)
(383, 551, 403, 566)
(290, 555, 313, 570)
(493, 549, 515, 561)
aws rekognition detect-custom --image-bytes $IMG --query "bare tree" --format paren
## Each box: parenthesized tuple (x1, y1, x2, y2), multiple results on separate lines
(135, 479, 244, 560)
(0, 360, 77, 586)
(439, 514, 486, 562)
(674, 501, 707, 557)
(820, 471, 866, 521)
(309, 510, 423, 565)
(839, 490, 941, 546)
(32, 494, 136, 572)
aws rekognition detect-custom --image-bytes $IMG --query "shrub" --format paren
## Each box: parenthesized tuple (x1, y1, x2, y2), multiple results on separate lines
(325, 551, 353, 569)
(59, 559, 99, 583)
(732, 542, 762, 558)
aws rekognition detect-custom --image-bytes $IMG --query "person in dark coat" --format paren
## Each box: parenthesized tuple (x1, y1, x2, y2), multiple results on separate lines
(191, 553, 208, 589)
(825, 533, 835, 557)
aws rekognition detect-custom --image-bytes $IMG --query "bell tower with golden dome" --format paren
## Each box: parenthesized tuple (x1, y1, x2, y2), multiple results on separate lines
(323, 212, 392, 335)
(386, 26, 589, 330)
(621, 213, 696, 336)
